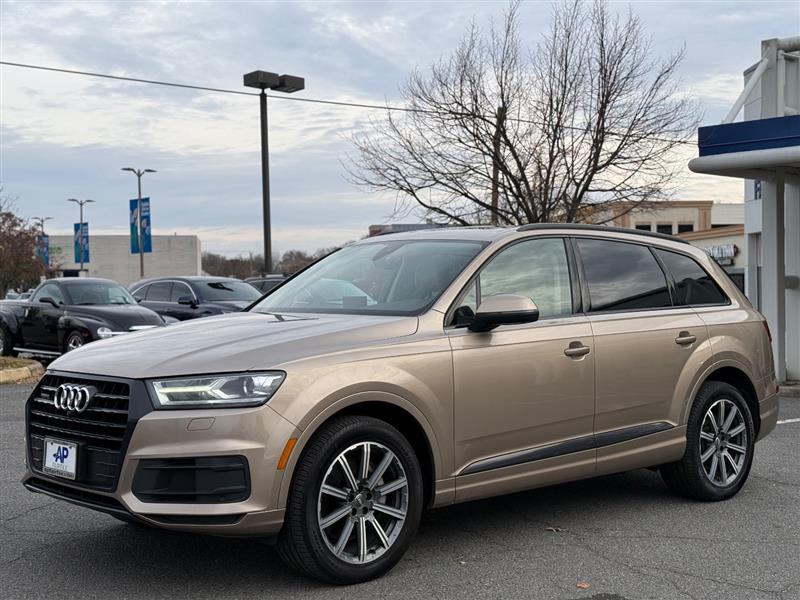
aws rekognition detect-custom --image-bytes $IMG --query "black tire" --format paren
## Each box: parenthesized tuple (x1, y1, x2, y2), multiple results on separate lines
(63, 331, 84, 353)
(277, 415, 423, 584)
(661, 381, 755, 501)
(0, 325, 17, 357)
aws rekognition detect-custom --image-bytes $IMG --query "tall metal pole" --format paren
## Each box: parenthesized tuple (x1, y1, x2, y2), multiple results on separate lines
(137, 172, 144, 278)
(259, 90, 272, 274)
(78, 202, 85, 273)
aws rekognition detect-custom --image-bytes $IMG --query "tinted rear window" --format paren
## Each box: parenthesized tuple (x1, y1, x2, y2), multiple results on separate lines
(577, 239, 671, 312)
(655, 249, 728, 306)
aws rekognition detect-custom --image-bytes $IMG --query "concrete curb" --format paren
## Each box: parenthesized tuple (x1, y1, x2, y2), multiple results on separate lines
(0, 362, 44, 384)
(780, 384, 800, 399)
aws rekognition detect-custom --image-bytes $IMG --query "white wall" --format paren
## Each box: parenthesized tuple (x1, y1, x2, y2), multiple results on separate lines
(48, 235, 202, 286)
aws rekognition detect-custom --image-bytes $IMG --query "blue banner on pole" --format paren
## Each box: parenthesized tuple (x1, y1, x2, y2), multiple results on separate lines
(73, 223, 89, 264)
(130, 197, 152, 254)
(36, 234, 50, 267)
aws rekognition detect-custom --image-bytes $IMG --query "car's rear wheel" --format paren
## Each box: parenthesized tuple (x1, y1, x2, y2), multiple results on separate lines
(661, 381, 755, 501)
(277, 415, 423, 584)
(63, 331, 84, 353)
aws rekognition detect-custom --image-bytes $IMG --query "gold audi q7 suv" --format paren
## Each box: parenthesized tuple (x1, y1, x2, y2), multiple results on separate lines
(23, 224, 779, 584)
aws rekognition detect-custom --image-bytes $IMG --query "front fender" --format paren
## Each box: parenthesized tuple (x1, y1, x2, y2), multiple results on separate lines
(58, 315, 103, 346)
(273, 389, 443, 511)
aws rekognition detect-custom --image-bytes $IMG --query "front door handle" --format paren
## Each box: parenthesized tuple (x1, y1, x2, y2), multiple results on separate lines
(675, 331, 697, 346)
(564, 342, 591, 358)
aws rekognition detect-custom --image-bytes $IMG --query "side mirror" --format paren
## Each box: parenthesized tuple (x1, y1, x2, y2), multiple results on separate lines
(39, 297, 58, 307)
(468, 294, 539, 332)
(177, 296, 197, 307)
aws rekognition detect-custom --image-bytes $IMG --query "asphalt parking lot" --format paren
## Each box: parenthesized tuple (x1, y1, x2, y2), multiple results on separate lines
(1, 382, 799, 600)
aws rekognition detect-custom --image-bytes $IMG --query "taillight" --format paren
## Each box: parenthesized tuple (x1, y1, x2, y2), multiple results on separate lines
(763, 319, 772, 343)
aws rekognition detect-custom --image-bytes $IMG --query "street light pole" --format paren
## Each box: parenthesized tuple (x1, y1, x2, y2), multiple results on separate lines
(121, 167, 156, 278)
(259, 89, 271, 275)
(32, 216, 52, 236)
(243, 70, 305, 274)
(66, 199, 94, 274)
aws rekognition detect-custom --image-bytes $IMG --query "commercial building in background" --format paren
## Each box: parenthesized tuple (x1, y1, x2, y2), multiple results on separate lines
(609, 200, 746, 289)
(48, 234, 202, 286)
(688, 35, 799, 383)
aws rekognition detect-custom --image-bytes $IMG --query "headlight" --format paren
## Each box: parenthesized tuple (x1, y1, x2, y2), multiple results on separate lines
(150, 372, 285, 409)
(97, 327, 113, 339)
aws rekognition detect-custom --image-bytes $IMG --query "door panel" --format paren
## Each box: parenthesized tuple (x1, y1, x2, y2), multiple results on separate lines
(450, 316, 595, 475)
(589, 308, 710, 433)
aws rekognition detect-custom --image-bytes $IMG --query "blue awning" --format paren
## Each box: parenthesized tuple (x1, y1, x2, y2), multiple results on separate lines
(698, 115, 800, 157)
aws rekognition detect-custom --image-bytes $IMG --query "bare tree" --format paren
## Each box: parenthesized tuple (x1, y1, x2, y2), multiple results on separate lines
(347, 0, 699, 226)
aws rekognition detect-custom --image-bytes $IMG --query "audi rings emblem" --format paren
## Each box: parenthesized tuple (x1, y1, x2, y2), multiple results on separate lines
(54, 384, 96, 412)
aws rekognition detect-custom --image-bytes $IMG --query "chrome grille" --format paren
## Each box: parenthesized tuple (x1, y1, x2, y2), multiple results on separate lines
(27, 373, 131, 490)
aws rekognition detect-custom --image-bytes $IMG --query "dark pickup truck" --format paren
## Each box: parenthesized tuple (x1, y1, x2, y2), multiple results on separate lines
(0, 278, 164, 357)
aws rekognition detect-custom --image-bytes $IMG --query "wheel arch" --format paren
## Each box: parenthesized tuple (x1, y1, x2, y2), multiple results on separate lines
(682, 360, 761, 438)
(276, 391, 441, 511)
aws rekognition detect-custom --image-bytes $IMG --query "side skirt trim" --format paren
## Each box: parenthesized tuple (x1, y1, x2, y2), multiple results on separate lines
(459, 421, 673, 476)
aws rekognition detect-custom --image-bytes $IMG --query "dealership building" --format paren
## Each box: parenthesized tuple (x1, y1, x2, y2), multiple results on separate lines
(48, 234, 202, 286)
(690, 36, 800, 382)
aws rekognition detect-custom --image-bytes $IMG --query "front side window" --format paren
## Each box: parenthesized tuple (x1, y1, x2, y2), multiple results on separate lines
(577, 239, 671, 312)
(170, 282, 194, 302)
(33, 283, 64, 305)
(451, 237, 572, 324)
(655, 249, 728, 306)
(250, 240, 486, 316)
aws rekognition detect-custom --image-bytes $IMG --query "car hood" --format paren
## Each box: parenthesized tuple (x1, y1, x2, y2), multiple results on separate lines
(66, 304, 165, 329)
(49, 311, 419, 379)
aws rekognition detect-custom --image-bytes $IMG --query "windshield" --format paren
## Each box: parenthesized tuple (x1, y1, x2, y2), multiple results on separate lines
(200, 280, 263, 302)
(250, 240, 487, 316)
(66, 282, 137, 305)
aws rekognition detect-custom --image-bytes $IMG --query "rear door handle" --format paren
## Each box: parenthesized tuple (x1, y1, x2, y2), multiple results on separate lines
(675, 331, 697, 346)
(564, 343, 591, 358)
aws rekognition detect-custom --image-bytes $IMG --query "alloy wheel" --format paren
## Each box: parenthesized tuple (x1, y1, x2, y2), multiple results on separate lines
(699, 399, 748, 486)
(317, 441, 409, 565)
(66, 334, 84, 351)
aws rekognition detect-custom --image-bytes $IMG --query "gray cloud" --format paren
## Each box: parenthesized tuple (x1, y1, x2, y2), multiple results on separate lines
(2, 0, 797, 255)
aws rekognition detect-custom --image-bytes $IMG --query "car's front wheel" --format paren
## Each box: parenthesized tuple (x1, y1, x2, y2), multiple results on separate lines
(661, 381, 755, 501)
(63, 331, 84, 353)
(277, 415, 423, 584)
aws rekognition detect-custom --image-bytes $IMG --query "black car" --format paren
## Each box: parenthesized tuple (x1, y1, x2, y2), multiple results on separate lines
(245, 274, 286, 293)
(129, 276, 263, 321)
(0, 278, 164, 357)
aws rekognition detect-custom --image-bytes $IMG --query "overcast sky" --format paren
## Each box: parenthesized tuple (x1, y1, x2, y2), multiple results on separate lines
(1, 0, 798, 256)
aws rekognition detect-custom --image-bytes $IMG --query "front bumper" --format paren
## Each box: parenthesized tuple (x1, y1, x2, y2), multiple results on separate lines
(23, 372, 299, 536)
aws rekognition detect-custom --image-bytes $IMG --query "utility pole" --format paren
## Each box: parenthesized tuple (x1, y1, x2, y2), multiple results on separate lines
(121, 167, 156, 278)
(66, 199, 94, 273)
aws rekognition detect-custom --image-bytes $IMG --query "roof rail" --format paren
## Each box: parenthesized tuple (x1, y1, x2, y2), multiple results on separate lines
(515, 223, 690, 245)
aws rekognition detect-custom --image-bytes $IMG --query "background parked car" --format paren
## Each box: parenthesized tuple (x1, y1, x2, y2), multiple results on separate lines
(245, 274, 285, 293)
(0, 278, 164, 357)
(129, 276, 262, 321)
